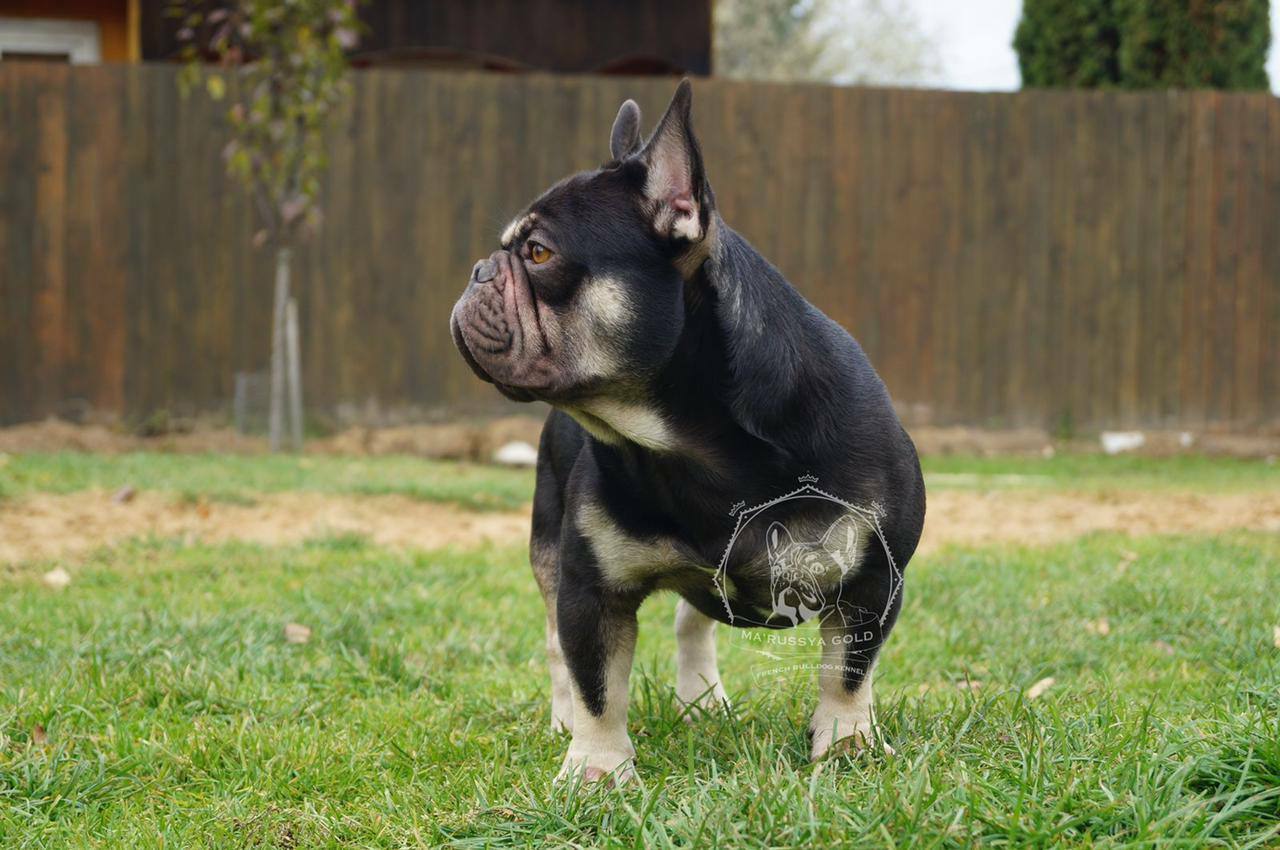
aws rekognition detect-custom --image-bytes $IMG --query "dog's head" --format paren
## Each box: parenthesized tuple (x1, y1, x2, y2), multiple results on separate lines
(449, 81, 714, 404)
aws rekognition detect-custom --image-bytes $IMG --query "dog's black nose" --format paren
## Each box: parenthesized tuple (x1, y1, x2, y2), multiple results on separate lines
(472, 258, 497, 283)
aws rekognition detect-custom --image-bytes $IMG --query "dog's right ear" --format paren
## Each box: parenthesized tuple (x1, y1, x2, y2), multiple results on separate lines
(820, 513, 861, 573)
(766, 521, 794, 562)
(609, 99, 643, 161)
(637, 80, 709, 243)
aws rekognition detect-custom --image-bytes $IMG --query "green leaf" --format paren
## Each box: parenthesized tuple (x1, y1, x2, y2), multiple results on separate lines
(205, 74, 226, 101)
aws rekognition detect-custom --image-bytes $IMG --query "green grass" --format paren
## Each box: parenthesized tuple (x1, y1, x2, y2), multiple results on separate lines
(1, 451, 1276, 510)
(2, 529, 1278, 847)
(0, 452, 535, 511)
(920, 453, 1280, 492)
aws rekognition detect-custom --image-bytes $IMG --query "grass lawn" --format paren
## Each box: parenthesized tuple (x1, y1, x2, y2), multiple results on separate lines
(0, 453, 537, 512)
(921, 453, 1280, 493)
(1, 454, 1278, 847)
(2, 451, 1276, 508)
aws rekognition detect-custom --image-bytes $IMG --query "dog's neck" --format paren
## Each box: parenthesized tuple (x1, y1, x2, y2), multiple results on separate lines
(585, 251, 792, 478)
(573, 215, 841, 490)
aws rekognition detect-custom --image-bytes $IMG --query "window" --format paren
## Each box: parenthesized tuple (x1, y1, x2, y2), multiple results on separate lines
(0, 18, 101, 64)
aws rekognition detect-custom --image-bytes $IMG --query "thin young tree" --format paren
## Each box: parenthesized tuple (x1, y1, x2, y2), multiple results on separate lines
(715, 0, 940, 86)
(176, 0, 360, 450)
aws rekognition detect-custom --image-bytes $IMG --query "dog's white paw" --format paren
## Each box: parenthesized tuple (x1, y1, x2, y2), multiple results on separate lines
(810, 720, 894, 762)
(556, 747, 637, 788)
(550, 704, 573, 734)
(676, 680, 731, 722)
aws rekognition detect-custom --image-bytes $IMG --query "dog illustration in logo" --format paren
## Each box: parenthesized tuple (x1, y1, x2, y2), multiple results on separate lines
(765, 513, 862, 627)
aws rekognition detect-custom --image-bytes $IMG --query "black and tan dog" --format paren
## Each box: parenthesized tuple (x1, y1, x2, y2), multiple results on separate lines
(450, 81, 925, 785)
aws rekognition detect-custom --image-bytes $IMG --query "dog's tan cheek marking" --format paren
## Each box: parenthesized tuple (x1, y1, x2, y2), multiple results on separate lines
(570, 275, 633, 381)
(580, 276, 633, 328)
(558, 276, 678, 453)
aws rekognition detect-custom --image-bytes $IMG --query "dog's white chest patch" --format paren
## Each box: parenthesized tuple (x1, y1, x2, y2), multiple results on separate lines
(568, 399, 678, 453)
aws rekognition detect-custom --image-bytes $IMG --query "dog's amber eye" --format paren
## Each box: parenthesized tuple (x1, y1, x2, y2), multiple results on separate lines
(528, 241, 553, 265)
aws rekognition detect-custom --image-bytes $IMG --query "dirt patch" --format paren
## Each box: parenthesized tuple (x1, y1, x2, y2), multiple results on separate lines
(0, 418, 267, 455)
(3, 489, 1278, 566)
(916, 489, 1280, 553)
(0, 416, 546, 462)
(307, 416, 545, 460)
(0, 491, 531, 565)
(910, 427, 1055, 457)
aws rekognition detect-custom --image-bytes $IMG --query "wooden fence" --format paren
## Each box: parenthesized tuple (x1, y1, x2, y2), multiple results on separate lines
(2, 64, 1278, 430)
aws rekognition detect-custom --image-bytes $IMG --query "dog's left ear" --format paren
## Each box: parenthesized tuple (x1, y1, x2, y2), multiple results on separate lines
(610, 99, 642, 161)
(638, 79, 710, 242)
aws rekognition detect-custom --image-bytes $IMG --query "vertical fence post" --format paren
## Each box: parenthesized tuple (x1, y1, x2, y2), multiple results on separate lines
(268, 245, 291, 452)
(286, 295, 303, 451)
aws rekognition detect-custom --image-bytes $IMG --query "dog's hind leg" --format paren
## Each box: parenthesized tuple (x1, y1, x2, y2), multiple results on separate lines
(674, 598, 730, 716)
(809, 556, 901, 761)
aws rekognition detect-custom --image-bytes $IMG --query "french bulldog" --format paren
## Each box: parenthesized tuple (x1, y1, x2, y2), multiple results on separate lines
(450, 80, 925, 785)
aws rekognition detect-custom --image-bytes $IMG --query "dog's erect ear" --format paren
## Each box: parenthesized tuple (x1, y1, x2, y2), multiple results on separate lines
(820, 513, 861, 574)
(766, 521, 794, 562)
(610, 99, 642, 161)
(638, 79, 709, 242)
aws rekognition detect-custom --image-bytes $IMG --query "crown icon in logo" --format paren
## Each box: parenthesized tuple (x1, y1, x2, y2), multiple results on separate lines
(798, 473, 818, 484)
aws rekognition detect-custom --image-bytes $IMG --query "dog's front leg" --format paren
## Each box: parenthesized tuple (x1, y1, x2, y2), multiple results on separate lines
(810, 557, 901, 761)
(554, 534, 639, 786)
(529, 538, 574, 733)
(810, 616, 881, 761)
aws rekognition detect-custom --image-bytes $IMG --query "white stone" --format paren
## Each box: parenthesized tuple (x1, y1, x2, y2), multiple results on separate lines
(493, 441, 538, 467)
(1100, 431, 1145, 455)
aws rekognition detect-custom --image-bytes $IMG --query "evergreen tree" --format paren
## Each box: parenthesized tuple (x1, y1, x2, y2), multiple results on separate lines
(1015, 0, 1271, 89)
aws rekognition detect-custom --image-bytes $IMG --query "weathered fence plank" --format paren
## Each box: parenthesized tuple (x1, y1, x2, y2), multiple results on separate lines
(1, 64, 1277, 431)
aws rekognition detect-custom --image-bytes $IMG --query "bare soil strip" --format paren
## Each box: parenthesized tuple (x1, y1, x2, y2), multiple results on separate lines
(3, 489, 1279, 566)
(3, 418, 1279, 459)
(0, 492, 530, 565)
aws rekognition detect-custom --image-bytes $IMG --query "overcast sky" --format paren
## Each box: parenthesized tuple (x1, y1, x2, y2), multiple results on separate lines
(902, 0, 1280, 92)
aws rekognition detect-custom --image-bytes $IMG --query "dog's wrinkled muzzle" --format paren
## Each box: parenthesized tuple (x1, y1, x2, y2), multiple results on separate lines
(449, 250, 544, 400)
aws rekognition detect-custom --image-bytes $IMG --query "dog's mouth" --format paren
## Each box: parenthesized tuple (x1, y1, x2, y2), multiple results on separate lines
(449, 310, 502, 386)
(450, 251, 553, 402)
